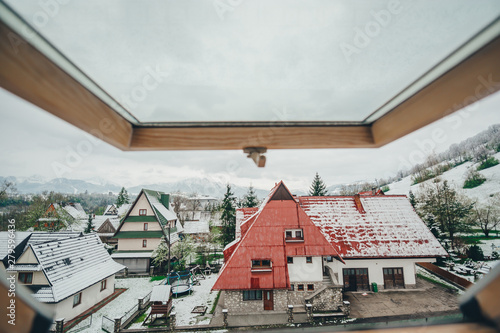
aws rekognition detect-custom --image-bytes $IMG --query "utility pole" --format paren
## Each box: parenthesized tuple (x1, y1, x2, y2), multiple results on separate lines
(167, 223, 171, 277)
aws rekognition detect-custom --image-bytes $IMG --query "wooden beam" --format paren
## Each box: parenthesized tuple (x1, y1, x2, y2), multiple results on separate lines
(0, 21, 132, 150)
(372, 35, 500, 147)
(130, 125, 375, 150)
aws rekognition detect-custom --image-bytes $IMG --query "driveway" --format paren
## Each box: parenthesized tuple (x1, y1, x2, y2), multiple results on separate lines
(344, 277, 460, 319)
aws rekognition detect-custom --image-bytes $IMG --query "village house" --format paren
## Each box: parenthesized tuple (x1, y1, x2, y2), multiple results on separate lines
(35, 202, 88, 231)
(213, 182, 345, 314)
(4, 232, 124, 322)
(214, 181, 447, 315)
(111, 189, 183, 274)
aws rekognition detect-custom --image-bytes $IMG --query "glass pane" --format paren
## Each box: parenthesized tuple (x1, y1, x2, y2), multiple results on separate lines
(5, 0, 500, 123)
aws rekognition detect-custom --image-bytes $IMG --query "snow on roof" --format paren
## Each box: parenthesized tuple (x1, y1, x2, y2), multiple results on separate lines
(150, 285, 172, 303)
(28, 233, 124, 303)
(27, 232, 82, 247)
(63, 205, 87, 220)
(117, 204, 131, 216)
(0, 231, 31, 259)
(7, 264, 41, 272)
(111, 251, 154, 258)
(183, 221, 209, 234)
(298, 195, 448, 258)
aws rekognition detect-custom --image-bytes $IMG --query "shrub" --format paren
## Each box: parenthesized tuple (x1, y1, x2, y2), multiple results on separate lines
(477, 156, 499, 170)
(492, 251, 499, 260)
(463, 169, 486, 189)
(466, 244, 484, 261)
(381, 185, 390, 192)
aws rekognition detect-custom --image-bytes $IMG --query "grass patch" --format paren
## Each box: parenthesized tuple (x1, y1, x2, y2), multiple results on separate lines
(150, 275, 165, 282)
(470, 229, 500, 235)
(477, 157, 499, 170)
(463, 177, 486, 189)
(133, 310, 148, 324)
(417, 273, 456, 292)
(209, 291, 221, 314)
(460, 235, 500, 244)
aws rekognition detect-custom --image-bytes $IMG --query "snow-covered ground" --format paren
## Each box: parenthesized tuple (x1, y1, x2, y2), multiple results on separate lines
(172, 274, 219, 326)
(386, 152, 500, 202)
(74, 277, 159, 332)
(127, 273, 220, 329)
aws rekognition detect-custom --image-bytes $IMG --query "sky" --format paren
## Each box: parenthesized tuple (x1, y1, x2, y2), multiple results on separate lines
(1, 0, 500, 192)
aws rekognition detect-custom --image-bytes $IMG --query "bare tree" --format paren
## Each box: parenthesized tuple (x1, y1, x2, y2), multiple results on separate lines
(473, 195, 500, 237)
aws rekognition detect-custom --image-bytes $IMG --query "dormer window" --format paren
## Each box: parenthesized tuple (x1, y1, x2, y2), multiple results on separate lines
(139, 209, 147, 216)
(285, 229, 304, 242)
(251, 259, 272, 272)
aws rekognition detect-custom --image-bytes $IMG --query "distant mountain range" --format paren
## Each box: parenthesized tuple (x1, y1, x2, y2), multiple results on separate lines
(0, 175, 281, 199)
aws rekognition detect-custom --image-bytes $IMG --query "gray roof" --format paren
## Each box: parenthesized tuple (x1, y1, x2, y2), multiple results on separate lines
(150, 285, 171, 303)
(10, 233, 124, 303)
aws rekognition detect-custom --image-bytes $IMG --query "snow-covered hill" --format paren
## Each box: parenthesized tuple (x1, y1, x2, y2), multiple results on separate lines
(386, 152, 500, 201)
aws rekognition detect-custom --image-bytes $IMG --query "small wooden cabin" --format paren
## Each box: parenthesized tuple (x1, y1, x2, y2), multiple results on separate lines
(146, 285, 173, 323)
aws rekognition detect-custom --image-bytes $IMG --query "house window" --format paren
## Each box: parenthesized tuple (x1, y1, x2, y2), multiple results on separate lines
(326, 256, 334, 262)
(142, 240, 147, 248)
(243, 290, 262, 301)
(139, 209, 147, 216)
(287, 257, 293, 264)
(251, 259, 272, 271)
(290, 284, 295, 291)
(298, 284, 304, 291)
(101, 279, 107, 291)
(73, 292, 82, 307)
(18, 272, 33, 284)
(306, 256, 312, 263)
(307, 284, 314, 291)
(144, 223, 148, 231)
(285, 229, 304, 242)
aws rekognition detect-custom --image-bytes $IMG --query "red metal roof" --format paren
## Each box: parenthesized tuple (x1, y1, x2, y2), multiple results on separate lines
(213, 182, 342, 291)
(298, 195, 448, 259)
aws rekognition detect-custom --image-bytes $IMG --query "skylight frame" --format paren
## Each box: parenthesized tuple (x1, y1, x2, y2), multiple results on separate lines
(1, 1, 500, 151)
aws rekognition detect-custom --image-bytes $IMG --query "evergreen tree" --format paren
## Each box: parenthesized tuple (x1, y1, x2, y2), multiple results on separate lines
(220, 184, 236, 246)
(84, 214, 94, 233)
(309, 172, 328, 196)
(116, 187, 130, 208)
(242, 185, 259, 208)
(409, 190, 417, 208)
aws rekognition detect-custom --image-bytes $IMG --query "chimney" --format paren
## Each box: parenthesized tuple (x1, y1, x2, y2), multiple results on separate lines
(354, 194, 366, 214)
(372, 187, 377, 196)
(161, 194, 170, 208)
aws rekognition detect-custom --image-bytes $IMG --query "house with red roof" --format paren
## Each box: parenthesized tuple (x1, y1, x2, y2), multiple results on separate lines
(215, 181, 448, 316)
(212, 182, 345, 314)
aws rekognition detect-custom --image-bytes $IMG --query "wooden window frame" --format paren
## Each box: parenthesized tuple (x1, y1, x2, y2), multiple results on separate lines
(285, 229, 304, 242)
(142, 239, 147, 248)
(306, 256, 313, 264)
(307, 284, 315, 291)
(144, 223, 148, 231)
(242, 290, 262, 301)
(139, 209, 147, 216)
(1, 13, 498, 152)
(73, 292, 82, 307)
(18, 272, 33, 284)
(100, 279, 107, 291)
(298, 284, 304, 291)
(251, 259, 272, 272)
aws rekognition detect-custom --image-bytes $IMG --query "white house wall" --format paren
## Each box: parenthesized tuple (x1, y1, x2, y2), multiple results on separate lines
(325, 257, 436, 289)
(121, 221, 162, 231)
(50, 275, 115, 321)
(129, 193, 155, 216)
(117, 238, 161, 251)
(288, 256, 323, 282)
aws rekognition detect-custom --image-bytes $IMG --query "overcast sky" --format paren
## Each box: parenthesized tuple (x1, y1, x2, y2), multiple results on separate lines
(1, 88, 499, 191)
(1, 0, 500, 192)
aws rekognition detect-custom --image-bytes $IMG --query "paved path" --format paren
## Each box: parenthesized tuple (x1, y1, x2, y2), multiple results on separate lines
(345, 278, 460, 319)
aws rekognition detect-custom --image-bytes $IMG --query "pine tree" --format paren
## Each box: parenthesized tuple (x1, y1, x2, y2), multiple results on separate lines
(220, 184, 236, 246)
(84, 214, 94, 233)
(409, 190, 417, 208)
(242, 185, 259, 208)
(116, 187, 130, 208)
(309, 172, 328, 196)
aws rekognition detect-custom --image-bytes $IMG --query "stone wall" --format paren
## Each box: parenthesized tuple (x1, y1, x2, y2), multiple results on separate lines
(305, 286, 343, 312)
(224, 281, 342, 314)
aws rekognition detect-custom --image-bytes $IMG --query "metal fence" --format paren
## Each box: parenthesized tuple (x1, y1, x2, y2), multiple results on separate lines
(101, 315, 114, 333)
(66, 314, 92, 333)
(122, 303, 139, 324)
(142, 291, 152, 307)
